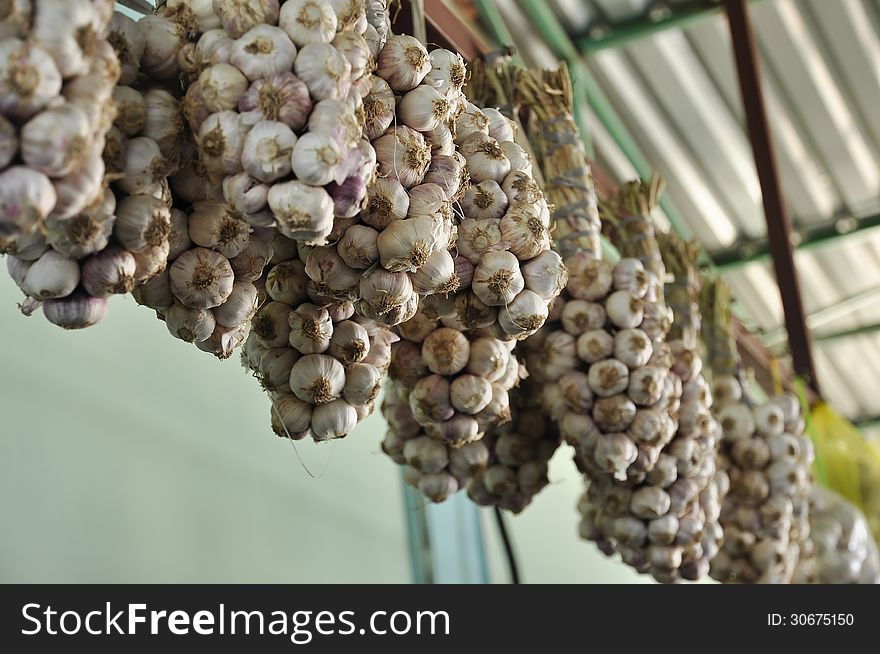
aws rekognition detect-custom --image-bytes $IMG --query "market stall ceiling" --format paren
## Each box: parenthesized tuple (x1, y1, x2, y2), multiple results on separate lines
(494, 0, 880, 423)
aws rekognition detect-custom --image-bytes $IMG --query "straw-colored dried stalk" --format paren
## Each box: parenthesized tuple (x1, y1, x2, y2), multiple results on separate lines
(517, 64, 602, 259)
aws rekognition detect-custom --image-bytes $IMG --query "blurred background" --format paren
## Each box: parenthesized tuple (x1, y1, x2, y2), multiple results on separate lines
(0, 275, 647, 583)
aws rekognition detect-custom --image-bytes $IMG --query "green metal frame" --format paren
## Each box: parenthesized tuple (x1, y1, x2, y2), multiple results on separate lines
(712, 211, 880, 271)
(577, 0, 768, 54)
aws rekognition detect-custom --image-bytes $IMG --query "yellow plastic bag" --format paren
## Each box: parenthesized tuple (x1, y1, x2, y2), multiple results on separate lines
(808, 401, 880, 543)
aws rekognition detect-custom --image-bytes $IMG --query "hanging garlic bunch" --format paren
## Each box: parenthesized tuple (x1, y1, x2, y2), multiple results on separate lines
(298, 36, 466, 329)
(242, 237, 395, 442)
(384, 302, 525, 454)
(155, 0, 378, 251)
(466, 375, 562, 513)
(701, 278, 815, 584)
(567, 183, 724, 583)
(793, 486, 880, 584)
(1, 4, 163, 330)
(381, 379, 490, 503)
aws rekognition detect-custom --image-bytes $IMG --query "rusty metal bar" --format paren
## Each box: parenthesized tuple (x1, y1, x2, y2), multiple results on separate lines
(424, 0, 490, 60)
(723, 0, 820, 396)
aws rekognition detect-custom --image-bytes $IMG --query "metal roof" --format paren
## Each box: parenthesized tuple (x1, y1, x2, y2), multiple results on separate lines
(492, 0, 880, 426)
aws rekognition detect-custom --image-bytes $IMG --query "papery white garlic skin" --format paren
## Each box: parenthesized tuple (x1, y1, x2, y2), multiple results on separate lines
(424, 48, 466, 97)
(288, 303, 333, 354)
(311, 399, 358, 441)
(198, 111, 248, 174)
(399, 85, 451, 132)
(115, 195, 172, 254)
(363, 177, 409, 229)
(0, 167, 57, 238)
(238, 72, 313, 130)
(214, 281, 259, 328)
(138, 14, 186, 80)
(376, 35, 430, 92)
(0, 39, 62, 120)
(108, 11, 145, 85)
(498, 289, 549, 338)
(279, 0, 338, 46)
(293, 43, 351, 101)
(241, 120, 297, 183)
(290, 353, 347, 405)
(169, 247, 235, 310)
(373, 126, 431, 189)
(165, 301, 217, 343)
(230, 24, 297, 81)
(462, 180, 508, 221)
(267, 180, 334, 244)
(343, 363, 382, 407)
(20, 104, 90, 177)
(22, 250, 80, 300)
(472, 250, 525, 306)
(291, 131, 345, 187)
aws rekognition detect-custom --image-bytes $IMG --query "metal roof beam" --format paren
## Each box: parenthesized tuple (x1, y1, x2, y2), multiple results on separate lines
(712, 210, 880, 271)
(814, 321, 880, 345)
(724, 0, 820, 395)
(577, 0, 768, 54)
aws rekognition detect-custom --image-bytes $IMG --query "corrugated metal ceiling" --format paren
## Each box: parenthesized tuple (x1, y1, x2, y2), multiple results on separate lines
(493, 0, 880, 423)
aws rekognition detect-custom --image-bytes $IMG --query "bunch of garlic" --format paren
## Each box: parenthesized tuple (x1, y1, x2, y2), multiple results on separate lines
(132, 199, 272, 359)
(386, 301, 527, 448)
(295, 36, 468, 327)
(242, 236, 395, 441)
(466, 376, 562, 514)
(154, 0, 378, 249)
(707, 385, 814, 583)
(382, 379, 490, 503)
(434, 105, 565, 341)
(793, 486, 880, 584)
(525, 254, 678, 484)
(0, 3, 166, 329)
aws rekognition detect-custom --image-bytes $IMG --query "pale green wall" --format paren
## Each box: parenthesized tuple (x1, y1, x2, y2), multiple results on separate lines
(0, 275, 647, 583)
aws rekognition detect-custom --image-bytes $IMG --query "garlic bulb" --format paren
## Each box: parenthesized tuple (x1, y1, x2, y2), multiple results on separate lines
(373, 126, 431, 189)
(138, 14, 186, 80)
(21, 103, 91, 177)
(0, 167, 57, 239)
(188, 201, 252, 258)
(82, 248, 137, 298)
(169, 247, 235, 309)
(0, 39, 62, 120)
(238, 72, 313, 129)
(279, 0, 337, 46)
(267, 180, 334, 243)
(164, 302, 217, 343)
(21, 249, 80, 300)
(376, 35, 430, 92)
(241, 120, 297, 182)
(42, 291, 107, 330)
(293, 43, 351, 101)
(230, 24, 297, 81)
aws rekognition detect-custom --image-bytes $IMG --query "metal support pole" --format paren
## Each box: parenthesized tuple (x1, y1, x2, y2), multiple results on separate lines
(724, 0, 821, 395)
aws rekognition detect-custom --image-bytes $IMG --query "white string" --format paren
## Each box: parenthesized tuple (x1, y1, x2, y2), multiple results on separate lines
(270, 400, 339, 480)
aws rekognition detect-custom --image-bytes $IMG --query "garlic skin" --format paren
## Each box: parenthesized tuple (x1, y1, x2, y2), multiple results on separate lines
(241, 120, 297, 183)
(0, 115, 17, 169)
(138, 14, 186, 80)
(214, 0, 280, 39)
(142, 89, 184, 162)
(279, 0, 338, 46)
(373, 126, 431, 189)
(293, 43, 351, 101)
(363, 177, 409, 229)
(288, 303, 333, 354)
(267, 180, 334, 244)
(22, 250, 80, 300)
(291, 131, 346, 187)
(290, 353, 346, 404)
(362, 75, 396, 141)
(238, 72, 313, 129)
(424, 49, 466, 98)
(472, 251, 525, 307)
(376, 215, 448, 273)
(0, 167, 57, 239)
(376, 35, 430, 92)
(198, 110, 248, 174)
(0, 39, 63, 120)
(42, 292, 107, 330)
(82, 248, 137, 298)
(169, 247, 235, 310)
(188, 201, 252, 259)
(164, 302, 217, 343)
(20, 103, 91, 178)
(230, 24, 297, 82)
(115, 195, 172, 254)
(214, 281, 259, 328)
(311, 399, 358, 441)
(399, 85, 451, 132)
